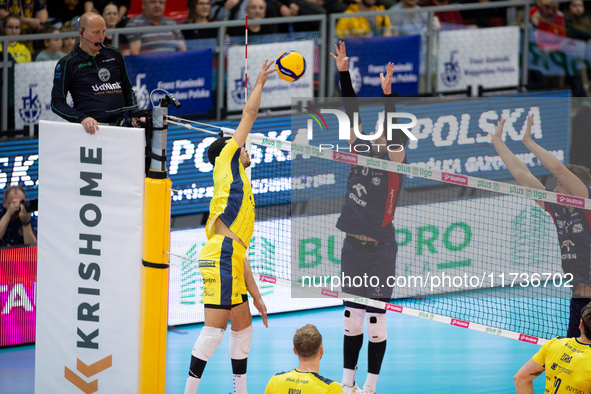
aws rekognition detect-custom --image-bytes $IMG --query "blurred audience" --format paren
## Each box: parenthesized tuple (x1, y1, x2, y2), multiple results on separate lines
(60, 21, 77, 53)
(335, 0, 392, 38)
(0, 0, 48, 35)
(460, 0, 506, 27)
(183, 0, 217, 39)
(228, 0, 278, 35)
(563, 0, 591, 41)
(46, 0, 86, 26)
(422, 0, 465, 28)
(124, 0, 187, 55)
(530, 0, 566, 50)
(35, 25, 65, 61)
(87, 0, 129, 20)
(389, 0, 436, 35)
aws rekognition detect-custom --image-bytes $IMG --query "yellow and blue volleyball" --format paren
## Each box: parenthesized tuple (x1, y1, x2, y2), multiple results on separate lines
(276, 51, 306, 82)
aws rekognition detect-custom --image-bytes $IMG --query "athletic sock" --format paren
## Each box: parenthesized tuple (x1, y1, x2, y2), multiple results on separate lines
(342, 368, 356, 388)
(232, 358, 248, 394)
(363, 373, 379, 392)
(367, 340, 387, 374)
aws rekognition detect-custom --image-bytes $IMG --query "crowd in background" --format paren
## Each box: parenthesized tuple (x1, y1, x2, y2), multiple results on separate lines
(0, 0, 590, 59)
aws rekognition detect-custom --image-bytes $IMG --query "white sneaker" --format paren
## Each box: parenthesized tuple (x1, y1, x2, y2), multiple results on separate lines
(360, 388, 376, 394)
(341, 383, 360, 394)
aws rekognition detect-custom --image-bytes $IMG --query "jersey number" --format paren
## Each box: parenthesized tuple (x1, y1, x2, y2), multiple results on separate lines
(553, 377, 561, 394)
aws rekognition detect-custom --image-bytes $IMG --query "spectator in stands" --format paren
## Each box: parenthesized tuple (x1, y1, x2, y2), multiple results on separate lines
(124, 0, 187, 55)
(35, 25, 65, 61)
(0, 0, 48, 35)
(0, 14, 31, 129)
(335, 0, 392, 38)
(183, 0, 217, 40)
(210, 0, 247, 21)
(563, 0, 591, 41)
(460, 0, 506, 28)
(228, 0, 278, 35)
(389, 0, 437, 36)
(46, 0, 86, 27)
(422, 0, 465, 28)
(530, 0, 566, 50)
(87, 0, 129, 21)
(269, 0, 325, 32)
(0, 14, 32, 63)
(264, 324, 343, 393)
(60, 21, 77, 53)
(102, 1, 121, 46)
(0, 186, 37, 247)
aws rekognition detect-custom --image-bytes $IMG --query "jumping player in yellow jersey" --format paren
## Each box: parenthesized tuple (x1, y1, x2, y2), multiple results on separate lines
(265, 324, 344, 394)
(184, 60, 277, 394)
(514, 302, 591, 393)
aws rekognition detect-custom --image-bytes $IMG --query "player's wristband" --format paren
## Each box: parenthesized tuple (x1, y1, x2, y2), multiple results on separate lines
(22, 221, 31, 227)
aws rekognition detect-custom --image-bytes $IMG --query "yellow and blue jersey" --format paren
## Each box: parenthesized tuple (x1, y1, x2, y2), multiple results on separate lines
(533, 336, 591, 393)
(206, 138, 255, 248)
(264, 369, 343, 394)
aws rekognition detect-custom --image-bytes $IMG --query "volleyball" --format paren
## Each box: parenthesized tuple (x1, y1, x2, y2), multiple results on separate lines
(275, 50, 306, 82)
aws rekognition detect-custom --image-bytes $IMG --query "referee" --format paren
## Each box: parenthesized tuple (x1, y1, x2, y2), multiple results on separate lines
(51, 12, 138, 134)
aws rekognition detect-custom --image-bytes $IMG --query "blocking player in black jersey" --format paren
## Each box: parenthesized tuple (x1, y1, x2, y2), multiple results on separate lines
(331, 41, 409, 394)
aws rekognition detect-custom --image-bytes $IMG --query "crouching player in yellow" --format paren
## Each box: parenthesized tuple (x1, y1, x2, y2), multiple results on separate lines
(184, 60, 276, 394)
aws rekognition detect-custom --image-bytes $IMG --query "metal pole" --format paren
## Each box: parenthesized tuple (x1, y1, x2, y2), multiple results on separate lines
(2, 40, 8, 132)
(217, 26, 226, 120)
(521, 2, 531, 88)
(319, 14, 327, 98)
(425, 9, 434, 94)
(328, 14, 337, 98)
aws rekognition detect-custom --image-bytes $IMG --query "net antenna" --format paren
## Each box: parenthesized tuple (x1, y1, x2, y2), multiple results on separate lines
(245, 14, 248, 103)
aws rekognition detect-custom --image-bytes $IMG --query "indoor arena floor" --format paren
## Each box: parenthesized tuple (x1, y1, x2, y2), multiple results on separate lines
(1, 305, 547, 393)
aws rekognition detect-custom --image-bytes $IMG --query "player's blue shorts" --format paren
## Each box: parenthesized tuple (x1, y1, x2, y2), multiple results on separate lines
(341, 235, 397, 312)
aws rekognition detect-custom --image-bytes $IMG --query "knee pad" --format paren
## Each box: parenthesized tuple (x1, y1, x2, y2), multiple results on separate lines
(229, 325, 253, 360)
(343, 307, 365, 336)
(192, 326, 225, 361)
(366, 312, 387, 343)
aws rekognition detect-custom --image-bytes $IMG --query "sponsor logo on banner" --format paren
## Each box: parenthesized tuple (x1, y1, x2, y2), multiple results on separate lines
(442, 172, 468, 185)
(321, 289, 339, 298)
(333, 152, 358, 164)
(518, 334, 539, 344)
(133, 73, 150, 109)
(450, 319, 470, 328)
(231, 67, 250, 105)
(260, 274, 277, 284)
(440, 50, 462, 88)
(64, 355, 113, 393)
(557, 194, 585, 208)
(437, 26, 519, 93)
(18, 84, 43, 125)
(385, 303, 403, 313)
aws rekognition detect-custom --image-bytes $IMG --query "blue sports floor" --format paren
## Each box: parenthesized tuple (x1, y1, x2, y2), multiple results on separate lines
(1, 306, 546, 393)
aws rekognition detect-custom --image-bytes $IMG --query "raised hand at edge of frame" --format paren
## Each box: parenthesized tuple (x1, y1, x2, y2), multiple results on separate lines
(329, 40, 349, 72)
(380, 62, 394, 95)
(522, 114, 534, 146)
(255, 59, 277, 87)
(491, 117, 507, 145)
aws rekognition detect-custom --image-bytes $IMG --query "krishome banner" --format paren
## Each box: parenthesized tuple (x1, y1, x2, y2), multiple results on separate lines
(36, 121, 145, 393)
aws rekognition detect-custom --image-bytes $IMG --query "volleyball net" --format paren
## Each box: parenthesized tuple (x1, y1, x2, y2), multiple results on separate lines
(169, 95, 590, 342)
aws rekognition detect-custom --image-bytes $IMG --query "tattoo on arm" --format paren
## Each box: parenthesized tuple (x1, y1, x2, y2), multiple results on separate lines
(529, 370, 544, 377)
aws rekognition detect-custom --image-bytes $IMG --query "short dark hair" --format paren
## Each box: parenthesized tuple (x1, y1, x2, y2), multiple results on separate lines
(293, 324, 322, 358)
(582, 302, 591, 338)
(566, 164, 591, 187)
(207, 136, 232, 165)
(3, 185, 25, 200)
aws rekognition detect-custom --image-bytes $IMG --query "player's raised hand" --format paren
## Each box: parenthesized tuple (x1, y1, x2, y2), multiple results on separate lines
(380, 62, 394, 95)
(253, 297, 268, 328)
(491, 118, 506, 145)
(330, 41, 349, 72)
(255, 59, 277, 86)
(522, 114, 534, 145)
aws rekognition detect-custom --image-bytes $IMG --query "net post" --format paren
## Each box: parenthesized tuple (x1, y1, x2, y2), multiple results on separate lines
(139, 102, 172, 393)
